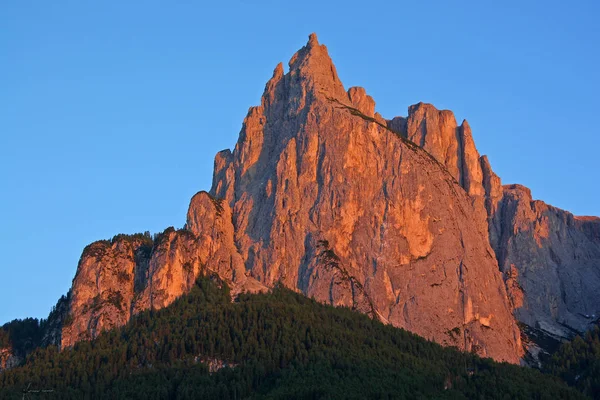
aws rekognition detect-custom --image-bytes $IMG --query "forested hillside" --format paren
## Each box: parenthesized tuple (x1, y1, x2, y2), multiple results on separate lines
(544, 325, 600, 398)
(0, 275, 588, 399)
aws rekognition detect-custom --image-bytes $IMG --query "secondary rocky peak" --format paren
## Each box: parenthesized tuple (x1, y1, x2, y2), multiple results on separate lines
(62, 235, 152, 348)
(272, 61, 284, 79)
(260, 63, 285, 112)
(406, 102, 459, 171)
(408, 101, 452, 116)
(347, 86, 375, 117)
(186, 191, 226, 235)
(401, 102, 486, 198)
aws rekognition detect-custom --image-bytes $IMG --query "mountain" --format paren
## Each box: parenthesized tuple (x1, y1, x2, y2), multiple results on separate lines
(3, 33, 599, 367)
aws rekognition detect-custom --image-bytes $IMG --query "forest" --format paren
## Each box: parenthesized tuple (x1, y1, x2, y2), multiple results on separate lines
(0, 274, 596, 399)
(544, 325, 600, 398)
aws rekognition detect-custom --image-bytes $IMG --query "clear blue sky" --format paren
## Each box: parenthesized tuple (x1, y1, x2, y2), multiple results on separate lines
(1, 1, 599, 324)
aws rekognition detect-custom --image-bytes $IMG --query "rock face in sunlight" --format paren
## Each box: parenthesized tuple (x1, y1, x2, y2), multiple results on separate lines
(0, 348, 20, 373)
(61, 196, 266, 349)
(61, 237, 150, 348)
(54, 34, 600, 365)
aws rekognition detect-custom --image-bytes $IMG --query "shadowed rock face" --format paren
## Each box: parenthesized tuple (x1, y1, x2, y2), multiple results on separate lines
(483, 170, 600, 338)
(56, 34, 600, 364)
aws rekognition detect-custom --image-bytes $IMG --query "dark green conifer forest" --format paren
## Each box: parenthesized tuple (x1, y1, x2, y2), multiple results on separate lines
(0, 275, 596, 399)
(544, 326, 600, 398)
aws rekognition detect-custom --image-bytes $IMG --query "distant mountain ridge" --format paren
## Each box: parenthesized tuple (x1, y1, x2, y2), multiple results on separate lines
(3, 33, 599, 368)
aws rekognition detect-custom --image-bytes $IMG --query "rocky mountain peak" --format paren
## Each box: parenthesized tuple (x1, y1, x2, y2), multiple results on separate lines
(51, 34, 600, 367)
(206, 35, 523, 363)
(307, 32, 319, 47)
(389, 102, 485, 198)
(286, 33, 347, 101)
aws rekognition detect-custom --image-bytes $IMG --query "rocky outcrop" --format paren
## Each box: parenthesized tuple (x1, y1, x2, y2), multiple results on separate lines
(61, 195, 266, 349)
(61, 236, 152, 347)
(132, 192, 265, 314)
(0, 348, 20, 373)
(394, 103, 485, 198)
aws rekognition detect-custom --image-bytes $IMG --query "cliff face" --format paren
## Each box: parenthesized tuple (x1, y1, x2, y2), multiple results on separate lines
(61, 199, 266, 348)
(54, 34, 600, 364)
(61, 237, 149, 347)
(483, 167, 600, 338)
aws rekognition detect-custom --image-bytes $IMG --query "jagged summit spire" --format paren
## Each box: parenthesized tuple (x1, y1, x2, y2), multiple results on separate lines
(285, 33, 347, 99)
(272, 62, 284, 80)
